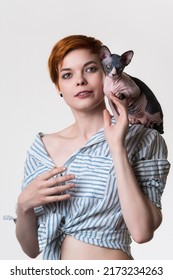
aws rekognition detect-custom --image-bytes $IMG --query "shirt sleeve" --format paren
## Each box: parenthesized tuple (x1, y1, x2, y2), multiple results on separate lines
(131, 129, 170, 209)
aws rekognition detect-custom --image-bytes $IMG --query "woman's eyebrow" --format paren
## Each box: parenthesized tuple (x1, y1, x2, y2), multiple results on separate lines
(59, 67, 71, 73)
(83, 61, 98, 67)
(60, 61, 98, 73)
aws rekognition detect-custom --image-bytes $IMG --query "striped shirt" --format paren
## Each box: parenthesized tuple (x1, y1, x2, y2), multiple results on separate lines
(21, 122, 170, 259)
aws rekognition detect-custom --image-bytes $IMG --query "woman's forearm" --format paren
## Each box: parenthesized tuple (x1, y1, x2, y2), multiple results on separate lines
(103, 97, 162, 243)
(15, 167, 76, 258)
(110, 145, 162, 243)
(16, 204, 40, 258)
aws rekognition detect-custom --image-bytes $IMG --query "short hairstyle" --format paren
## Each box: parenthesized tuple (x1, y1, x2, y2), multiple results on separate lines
(48, 35, 103, 88)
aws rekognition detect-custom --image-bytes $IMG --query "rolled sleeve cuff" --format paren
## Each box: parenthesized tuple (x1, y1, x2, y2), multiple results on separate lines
(132, 159, 170, 208)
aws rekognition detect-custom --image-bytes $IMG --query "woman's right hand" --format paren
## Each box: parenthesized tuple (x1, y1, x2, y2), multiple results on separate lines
(17, 166, 75, 212)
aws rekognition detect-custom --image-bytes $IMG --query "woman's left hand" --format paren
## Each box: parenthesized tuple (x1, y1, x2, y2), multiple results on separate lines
(103, 92, 129, 149)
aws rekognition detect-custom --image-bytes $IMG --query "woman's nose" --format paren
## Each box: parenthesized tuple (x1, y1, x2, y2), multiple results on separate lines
(76, 74, 87, 86)
(77, 80, 87, 86)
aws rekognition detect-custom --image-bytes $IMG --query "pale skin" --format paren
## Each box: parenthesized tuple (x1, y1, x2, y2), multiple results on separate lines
(16, 49, 162, 259)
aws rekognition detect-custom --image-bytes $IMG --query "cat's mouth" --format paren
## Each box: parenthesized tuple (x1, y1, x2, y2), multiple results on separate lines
(109, 73, 120, 79)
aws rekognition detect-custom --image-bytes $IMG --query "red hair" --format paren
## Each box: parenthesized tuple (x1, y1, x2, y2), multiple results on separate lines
(48, 35, 103, 88)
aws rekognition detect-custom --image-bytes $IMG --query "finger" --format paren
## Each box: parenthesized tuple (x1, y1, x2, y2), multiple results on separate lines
(109, 92, 129, 108)
(109, 92, 122, 103)
(48, 183, 75, 195)
(46, 173, 75, 188)
(40, 166, 66, 180)
(46, 193, 71, 202)
(109, 94, 129, 115)
(103, 109, 111, 127)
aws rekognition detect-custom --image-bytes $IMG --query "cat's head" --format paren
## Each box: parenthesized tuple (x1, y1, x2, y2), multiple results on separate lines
(100, 45, 134, 78)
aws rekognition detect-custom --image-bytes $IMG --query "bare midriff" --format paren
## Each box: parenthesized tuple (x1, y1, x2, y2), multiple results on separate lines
(61, 235, 132, 260)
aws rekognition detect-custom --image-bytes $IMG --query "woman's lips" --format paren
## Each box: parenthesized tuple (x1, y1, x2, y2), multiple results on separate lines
(74, 91, 92, 97)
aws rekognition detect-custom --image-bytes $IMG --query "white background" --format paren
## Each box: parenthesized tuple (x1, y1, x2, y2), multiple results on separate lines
(0, 0, 172, 260)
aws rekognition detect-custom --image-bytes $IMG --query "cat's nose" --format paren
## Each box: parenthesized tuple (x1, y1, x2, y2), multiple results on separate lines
(111, 73, 117, 78)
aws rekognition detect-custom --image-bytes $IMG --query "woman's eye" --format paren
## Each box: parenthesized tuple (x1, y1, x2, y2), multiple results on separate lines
(62, 73, 72, 79)
(86, 67, 97, 73)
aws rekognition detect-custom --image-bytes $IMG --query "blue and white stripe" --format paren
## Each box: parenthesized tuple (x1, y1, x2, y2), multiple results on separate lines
(20, 123, 170, 259)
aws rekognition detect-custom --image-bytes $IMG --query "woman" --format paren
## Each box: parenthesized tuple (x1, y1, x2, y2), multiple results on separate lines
(15, 35, 170, 260)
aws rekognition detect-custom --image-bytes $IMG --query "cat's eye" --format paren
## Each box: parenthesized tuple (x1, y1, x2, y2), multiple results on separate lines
(117, 67, 123, 74)
(106, 64, 111, 69)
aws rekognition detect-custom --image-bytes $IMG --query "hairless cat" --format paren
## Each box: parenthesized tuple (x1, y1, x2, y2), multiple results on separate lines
(100, 46, 163, 134)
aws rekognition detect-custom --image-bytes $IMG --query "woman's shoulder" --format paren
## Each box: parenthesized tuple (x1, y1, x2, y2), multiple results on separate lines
(127, 124, 163, 139)
(126, 124, 168, 152)
(37, 123, 78, 157)
(41, 123, 76, 142)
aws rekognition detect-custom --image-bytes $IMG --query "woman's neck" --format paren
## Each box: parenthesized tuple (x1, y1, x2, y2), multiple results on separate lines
(72, 104, 105, 142)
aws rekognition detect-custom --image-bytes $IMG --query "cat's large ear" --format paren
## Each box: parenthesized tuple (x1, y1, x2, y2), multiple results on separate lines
(99, 46, 111, 61)
(120, 50, 134, 66)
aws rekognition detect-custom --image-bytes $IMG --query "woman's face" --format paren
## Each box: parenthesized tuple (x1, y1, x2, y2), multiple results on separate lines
(58, 48, 105, 113)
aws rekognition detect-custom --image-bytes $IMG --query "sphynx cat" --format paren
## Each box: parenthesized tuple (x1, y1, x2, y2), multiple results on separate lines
(100, 46, 163, 134)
